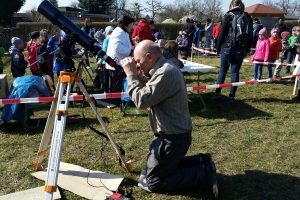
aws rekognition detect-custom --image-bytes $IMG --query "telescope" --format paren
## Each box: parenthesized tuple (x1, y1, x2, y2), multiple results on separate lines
(38, 0, 123, 73)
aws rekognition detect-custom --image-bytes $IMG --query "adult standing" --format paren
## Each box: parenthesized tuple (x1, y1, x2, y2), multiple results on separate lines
(273, 17, 287, 37)
(132, 18, 152, 43)
(106, 15, 135, 106)
(212, 21, 222, 49)
(81, 18, 93, 69)
(204, 18, 214, 56)
(0, 32, 4, 74)
(213, 0, 253, 103)
(120, 40, 218, 199)
(182, 18, 195, 40)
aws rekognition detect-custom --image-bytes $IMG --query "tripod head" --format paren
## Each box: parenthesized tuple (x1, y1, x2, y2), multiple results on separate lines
(38, 1, 124, 75)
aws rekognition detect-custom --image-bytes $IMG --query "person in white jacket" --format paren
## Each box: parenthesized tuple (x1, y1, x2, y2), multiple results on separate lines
(106, 15, 135, 106)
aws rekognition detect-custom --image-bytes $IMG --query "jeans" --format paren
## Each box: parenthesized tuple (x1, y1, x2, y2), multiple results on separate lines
(286, 51, 295, 72)
(267, 59, 276, 78)
(146, 132, 205, 192)
(205, 36, 212, 55)
(253, 60, 263, 80)
(83, 50, 90, 67)
(216, 47, 246, 97)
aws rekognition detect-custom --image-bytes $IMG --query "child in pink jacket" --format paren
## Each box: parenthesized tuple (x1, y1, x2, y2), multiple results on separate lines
(251, 27, 270, 80)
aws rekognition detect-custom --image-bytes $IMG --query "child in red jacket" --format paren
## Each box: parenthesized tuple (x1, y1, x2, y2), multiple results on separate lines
(27, 31, 40, 76)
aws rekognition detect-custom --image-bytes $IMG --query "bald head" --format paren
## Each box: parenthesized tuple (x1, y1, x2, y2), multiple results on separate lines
(134, 40, 162, 58)
(133, 40, 162, 76)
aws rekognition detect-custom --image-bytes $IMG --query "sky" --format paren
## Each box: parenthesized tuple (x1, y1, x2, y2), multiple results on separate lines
(19, 0, 264, 13)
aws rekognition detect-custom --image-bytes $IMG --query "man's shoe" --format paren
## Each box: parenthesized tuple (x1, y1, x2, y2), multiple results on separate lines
(212, 93, 221, 100)
(204, 161, 218, 199)
(199, 153, 212, 164)
(229, 96, 235, 103)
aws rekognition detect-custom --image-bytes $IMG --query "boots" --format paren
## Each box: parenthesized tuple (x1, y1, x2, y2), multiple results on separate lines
(204, 161, 219, 199)
(292, 89, 300, 101)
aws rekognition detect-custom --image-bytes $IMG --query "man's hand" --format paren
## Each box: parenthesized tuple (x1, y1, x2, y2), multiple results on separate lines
(121, 57, 139, 76)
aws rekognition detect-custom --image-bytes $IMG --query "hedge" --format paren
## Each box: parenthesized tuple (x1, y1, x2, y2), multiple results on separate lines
(15, 22, 184, 42)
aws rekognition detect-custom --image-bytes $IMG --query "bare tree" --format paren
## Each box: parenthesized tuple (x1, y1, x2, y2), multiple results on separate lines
(69, 0, 79, 9)
(123, 2, 144, 21)
(25, 6, 40, 22)
(263, 0, 300, 15)
(144, 0, 164, 20)
(203, 0, 223, 21)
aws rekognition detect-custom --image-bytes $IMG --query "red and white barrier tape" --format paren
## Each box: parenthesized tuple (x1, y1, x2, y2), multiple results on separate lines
(243, 59, 296, 67)
(193, 47, 217, 55)
(1, 74, 299, 105)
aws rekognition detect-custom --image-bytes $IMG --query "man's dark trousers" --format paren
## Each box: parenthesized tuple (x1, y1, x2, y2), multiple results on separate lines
(146, 132, 205, 192)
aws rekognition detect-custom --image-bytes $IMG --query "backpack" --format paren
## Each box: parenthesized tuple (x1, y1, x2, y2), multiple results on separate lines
(228, 12, 252, 47)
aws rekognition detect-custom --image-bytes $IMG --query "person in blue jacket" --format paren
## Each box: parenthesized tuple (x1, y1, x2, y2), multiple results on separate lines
(11, 37, 28, 78)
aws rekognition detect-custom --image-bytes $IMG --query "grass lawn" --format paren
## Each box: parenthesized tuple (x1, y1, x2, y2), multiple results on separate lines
(1, 52, 300, 199)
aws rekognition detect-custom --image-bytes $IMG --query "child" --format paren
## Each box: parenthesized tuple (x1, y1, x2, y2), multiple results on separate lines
(286, 26, 299, 73)
(100, 26, 114, 93)
(11, 37, 28, 78)
(250, 27, 270, 80)
(53, 30, 67, 77)
(153, 32, 163, 43)
(267, 28, 282, 82)
(292, 26, 300, 100)
(0, 32, 4, 74)
(273, 31, 290, 78)
(94, 30, 106, 93)
(178, 30, 191, 60)
(27, 31, 40, 76)
(176, 31, 183, 44)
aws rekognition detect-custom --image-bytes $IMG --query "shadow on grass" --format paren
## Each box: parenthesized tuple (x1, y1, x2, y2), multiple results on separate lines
(248, 97, 300, 104)
(188, 93, 272, 120)
(123, 170, 300, 200)
(216, 170, 300, 199)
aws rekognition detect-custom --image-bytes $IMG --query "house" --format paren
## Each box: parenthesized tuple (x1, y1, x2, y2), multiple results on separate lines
(58, 7, 83, 23)
(245, 4, 287, 29)
(3, 13, 33, 27)
(80, 12, 111, 22)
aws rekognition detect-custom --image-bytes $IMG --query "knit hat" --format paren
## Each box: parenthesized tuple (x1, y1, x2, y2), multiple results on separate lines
(30, 31, 40, 39)
(258, 27, 267, 38)
(292, 26, 297, 32)
(271, 28, 279, 35)
(154, 32, 162, 39)
(60, 30, 67, 38)
(94, 30, 106, 41)
(182, 30, 189, 36)
(105, 26, 114, 32)
(281, 31, 290, 39)
(12, 37, 22, 47)
(157, 39, 166, 48)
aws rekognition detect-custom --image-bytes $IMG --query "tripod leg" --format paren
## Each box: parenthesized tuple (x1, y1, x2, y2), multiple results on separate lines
(44, 81, 72, 199)
(76, 79, 131, 172)
(34, 82, 60, 171)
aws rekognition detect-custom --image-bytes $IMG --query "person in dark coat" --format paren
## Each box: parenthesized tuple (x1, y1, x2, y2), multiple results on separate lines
(182, 18, 196, 40)
(213, 0, 253, 103)
(273, 17, 287, 37)
(11, 37, 27, 78)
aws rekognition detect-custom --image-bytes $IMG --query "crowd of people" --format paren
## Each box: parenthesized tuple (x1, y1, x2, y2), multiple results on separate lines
(3, 0, 300, 197)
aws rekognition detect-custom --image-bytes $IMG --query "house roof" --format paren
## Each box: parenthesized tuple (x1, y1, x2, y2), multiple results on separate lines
(12, 13, 31, 18)
(162, 19, 177, 23)
(245, 4, 286, 15)
(81, 13, 110, 19)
